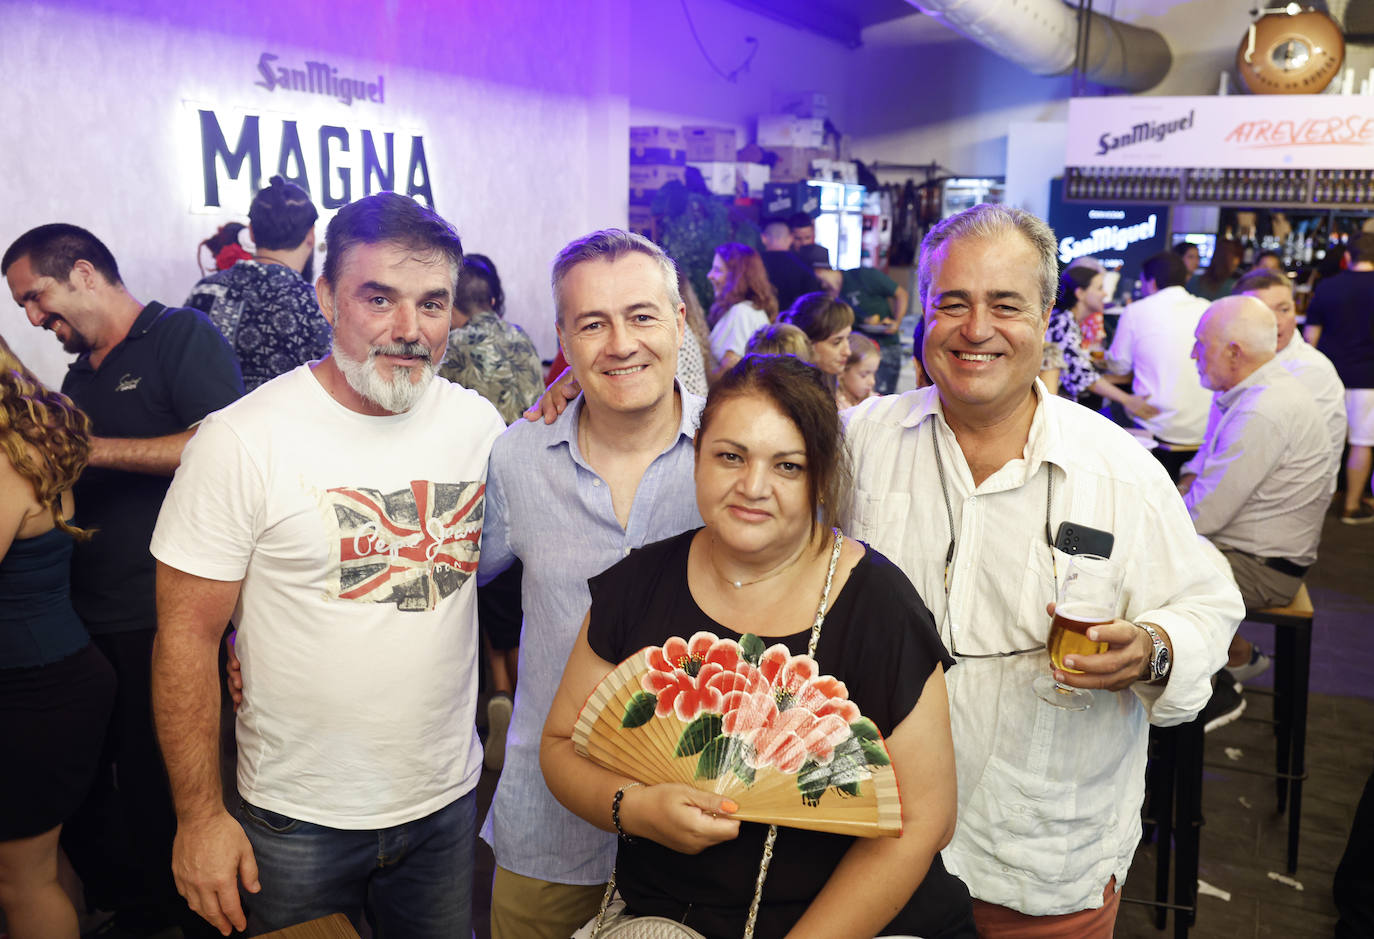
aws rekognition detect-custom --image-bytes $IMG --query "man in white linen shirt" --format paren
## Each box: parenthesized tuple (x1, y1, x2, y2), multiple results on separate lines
(843, 204, 1242, 935)
(1179, 297, 1333, 682)
(149, 194, 505, 937)
(1106, 250, 1213, 479)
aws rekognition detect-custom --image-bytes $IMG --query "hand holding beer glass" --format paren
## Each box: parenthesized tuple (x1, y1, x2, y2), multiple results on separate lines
(1034, 554, 1123, 711)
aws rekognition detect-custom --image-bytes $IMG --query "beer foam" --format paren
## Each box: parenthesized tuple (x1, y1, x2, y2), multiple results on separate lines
(1054, 602, 1113, 624)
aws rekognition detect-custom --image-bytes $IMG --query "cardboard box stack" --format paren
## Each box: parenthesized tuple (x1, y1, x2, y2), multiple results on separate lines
(778, 91, 829, 120)
(735, 162, 771, 198)
(684, 125, 738, 197)
(629, 126, 685, 209)
(758, 113, 828, 184)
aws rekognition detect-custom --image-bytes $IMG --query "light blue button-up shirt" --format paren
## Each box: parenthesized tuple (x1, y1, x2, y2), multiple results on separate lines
(477, 390, 705, 884)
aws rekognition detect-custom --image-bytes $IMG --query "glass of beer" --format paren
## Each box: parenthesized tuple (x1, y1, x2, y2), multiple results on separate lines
(1033, 554, 1122, 711)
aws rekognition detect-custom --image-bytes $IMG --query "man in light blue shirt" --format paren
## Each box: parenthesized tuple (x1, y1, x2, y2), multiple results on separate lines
(478, 230, 704, 939)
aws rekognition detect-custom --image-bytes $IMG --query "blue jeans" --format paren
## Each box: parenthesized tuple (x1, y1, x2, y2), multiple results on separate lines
(875, 336, 903, 395)
(236, 790, 476, 938)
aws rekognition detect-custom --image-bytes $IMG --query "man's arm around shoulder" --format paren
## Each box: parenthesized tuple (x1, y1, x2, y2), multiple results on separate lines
(152, 562, 258, 936)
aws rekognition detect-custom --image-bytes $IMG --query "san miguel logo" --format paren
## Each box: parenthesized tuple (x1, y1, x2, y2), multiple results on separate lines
(1096, 110, 1195, 156)
(1059, 211, 1158, 263)
(255, 52, 384, 106)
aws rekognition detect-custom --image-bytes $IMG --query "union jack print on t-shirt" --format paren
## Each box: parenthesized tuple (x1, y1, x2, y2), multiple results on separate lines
(322, 480, 483, 612)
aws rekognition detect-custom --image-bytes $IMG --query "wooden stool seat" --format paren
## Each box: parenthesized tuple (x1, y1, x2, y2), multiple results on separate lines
(258, 913, 361, 939)
(1256, 582, 1313, 619)
(1153, 441, 1199, 454)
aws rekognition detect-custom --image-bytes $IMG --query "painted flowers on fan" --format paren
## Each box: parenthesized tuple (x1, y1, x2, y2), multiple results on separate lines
(621, 630, 891, 806)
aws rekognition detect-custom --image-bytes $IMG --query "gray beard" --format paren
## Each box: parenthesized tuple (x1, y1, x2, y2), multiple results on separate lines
(332, 338, 435, 413)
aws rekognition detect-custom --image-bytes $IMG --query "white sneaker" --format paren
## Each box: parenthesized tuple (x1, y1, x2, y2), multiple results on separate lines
(1229, 648, 1272, 685)
(485, 692, 513, 772)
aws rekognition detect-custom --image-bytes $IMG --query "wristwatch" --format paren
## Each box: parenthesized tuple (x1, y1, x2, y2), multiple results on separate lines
(1137, 622, 1171, 683)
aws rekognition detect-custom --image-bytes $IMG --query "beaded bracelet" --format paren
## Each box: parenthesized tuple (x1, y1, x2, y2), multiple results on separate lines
(611, 782, 643, 842)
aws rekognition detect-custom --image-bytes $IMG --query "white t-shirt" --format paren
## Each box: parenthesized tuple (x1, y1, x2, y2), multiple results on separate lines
(151, 365, 505, 829)
(708, 300, 769, 362)
(1277, 333, 1347, 459)
(1106, 286, 1213, 445)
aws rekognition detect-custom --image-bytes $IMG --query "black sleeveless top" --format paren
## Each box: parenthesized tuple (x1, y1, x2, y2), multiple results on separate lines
(586, 529, 975, 939)
(1, 528, 91, 668)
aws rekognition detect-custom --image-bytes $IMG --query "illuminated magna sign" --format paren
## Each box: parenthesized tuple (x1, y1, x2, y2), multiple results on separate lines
(196, 109, 433, 210)
(1067, 96, 1374, 169)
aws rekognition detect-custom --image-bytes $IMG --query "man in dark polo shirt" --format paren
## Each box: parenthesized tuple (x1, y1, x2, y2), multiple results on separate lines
(3, 223, 243, 935)
(759, 217, 821, 311)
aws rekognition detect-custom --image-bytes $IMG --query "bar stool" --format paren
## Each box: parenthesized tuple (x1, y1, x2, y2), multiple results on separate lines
(1205, 583, 1314, 873)
(1132, 719, 1205, 937)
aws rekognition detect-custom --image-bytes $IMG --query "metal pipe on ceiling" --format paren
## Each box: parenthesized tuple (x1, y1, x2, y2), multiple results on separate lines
(909, 0, 1172, 92)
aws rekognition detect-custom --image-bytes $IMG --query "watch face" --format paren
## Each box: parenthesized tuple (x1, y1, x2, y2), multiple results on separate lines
(1155, 646, 1171, 679)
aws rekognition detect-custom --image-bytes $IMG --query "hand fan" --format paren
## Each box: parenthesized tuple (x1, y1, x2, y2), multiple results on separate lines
(573, 630, 902, 838)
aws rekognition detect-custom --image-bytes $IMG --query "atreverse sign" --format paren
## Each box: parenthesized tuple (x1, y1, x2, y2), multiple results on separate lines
(1067, 95, 1374, 169)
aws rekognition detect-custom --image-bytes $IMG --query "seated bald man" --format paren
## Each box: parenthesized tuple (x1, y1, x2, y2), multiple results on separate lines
(1180, 296, 1336, 722)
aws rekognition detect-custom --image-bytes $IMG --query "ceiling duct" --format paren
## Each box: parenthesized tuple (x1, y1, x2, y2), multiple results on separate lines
(909, 0, 1172, 92)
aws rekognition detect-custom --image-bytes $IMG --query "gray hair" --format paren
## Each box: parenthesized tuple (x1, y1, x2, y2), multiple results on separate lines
(551, 229, 682, 324)
(917, 203, 1059, 313)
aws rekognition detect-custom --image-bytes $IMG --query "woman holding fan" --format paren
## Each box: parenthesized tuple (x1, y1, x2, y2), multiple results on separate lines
(542, 355, 974, 939)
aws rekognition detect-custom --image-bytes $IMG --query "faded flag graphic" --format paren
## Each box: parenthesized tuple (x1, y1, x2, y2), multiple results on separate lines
(322, 480, 484, 612)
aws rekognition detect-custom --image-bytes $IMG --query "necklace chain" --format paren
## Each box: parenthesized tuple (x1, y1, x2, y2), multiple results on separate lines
(706, 531, 810, 589)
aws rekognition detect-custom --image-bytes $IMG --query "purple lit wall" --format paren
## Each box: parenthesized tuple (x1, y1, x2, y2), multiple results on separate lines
(1, 0, 631, 372)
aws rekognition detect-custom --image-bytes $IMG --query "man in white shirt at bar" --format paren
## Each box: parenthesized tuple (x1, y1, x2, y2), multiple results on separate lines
(1179, 296, 1334, 690)
(843, 204, 1242, 936)
(1106, 250, 1213, 479)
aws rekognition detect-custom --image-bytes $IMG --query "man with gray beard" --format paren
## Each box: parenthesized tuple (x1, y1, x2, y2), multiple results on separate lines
(150, 193, 504, 937)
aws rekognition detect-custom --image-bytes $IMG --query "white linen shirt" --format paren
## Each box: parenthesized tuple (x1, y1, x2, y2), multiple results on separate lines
(1182, 359, 1333, 567)
(1277, 333, 1347, 460)
(1106, 286, 1213, 445)
(1183, 335, 1346, 491)
(842, 384, 1241, 916)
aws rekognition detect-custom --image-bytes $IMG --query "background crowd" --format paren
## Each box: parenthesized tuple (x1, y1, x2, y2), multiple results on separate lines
(1, 182, 1371, 939)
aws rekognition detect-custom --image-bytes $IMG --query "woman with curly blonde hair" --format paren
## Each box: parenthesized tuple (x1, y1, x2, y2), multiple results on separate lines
(0, 336, 114, 939)
(706, 243, 780, 375)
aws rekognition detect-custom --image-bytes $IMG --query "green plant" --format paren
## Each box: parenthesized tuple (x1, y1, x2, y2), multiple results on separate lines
(650, 181, 761, 310)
